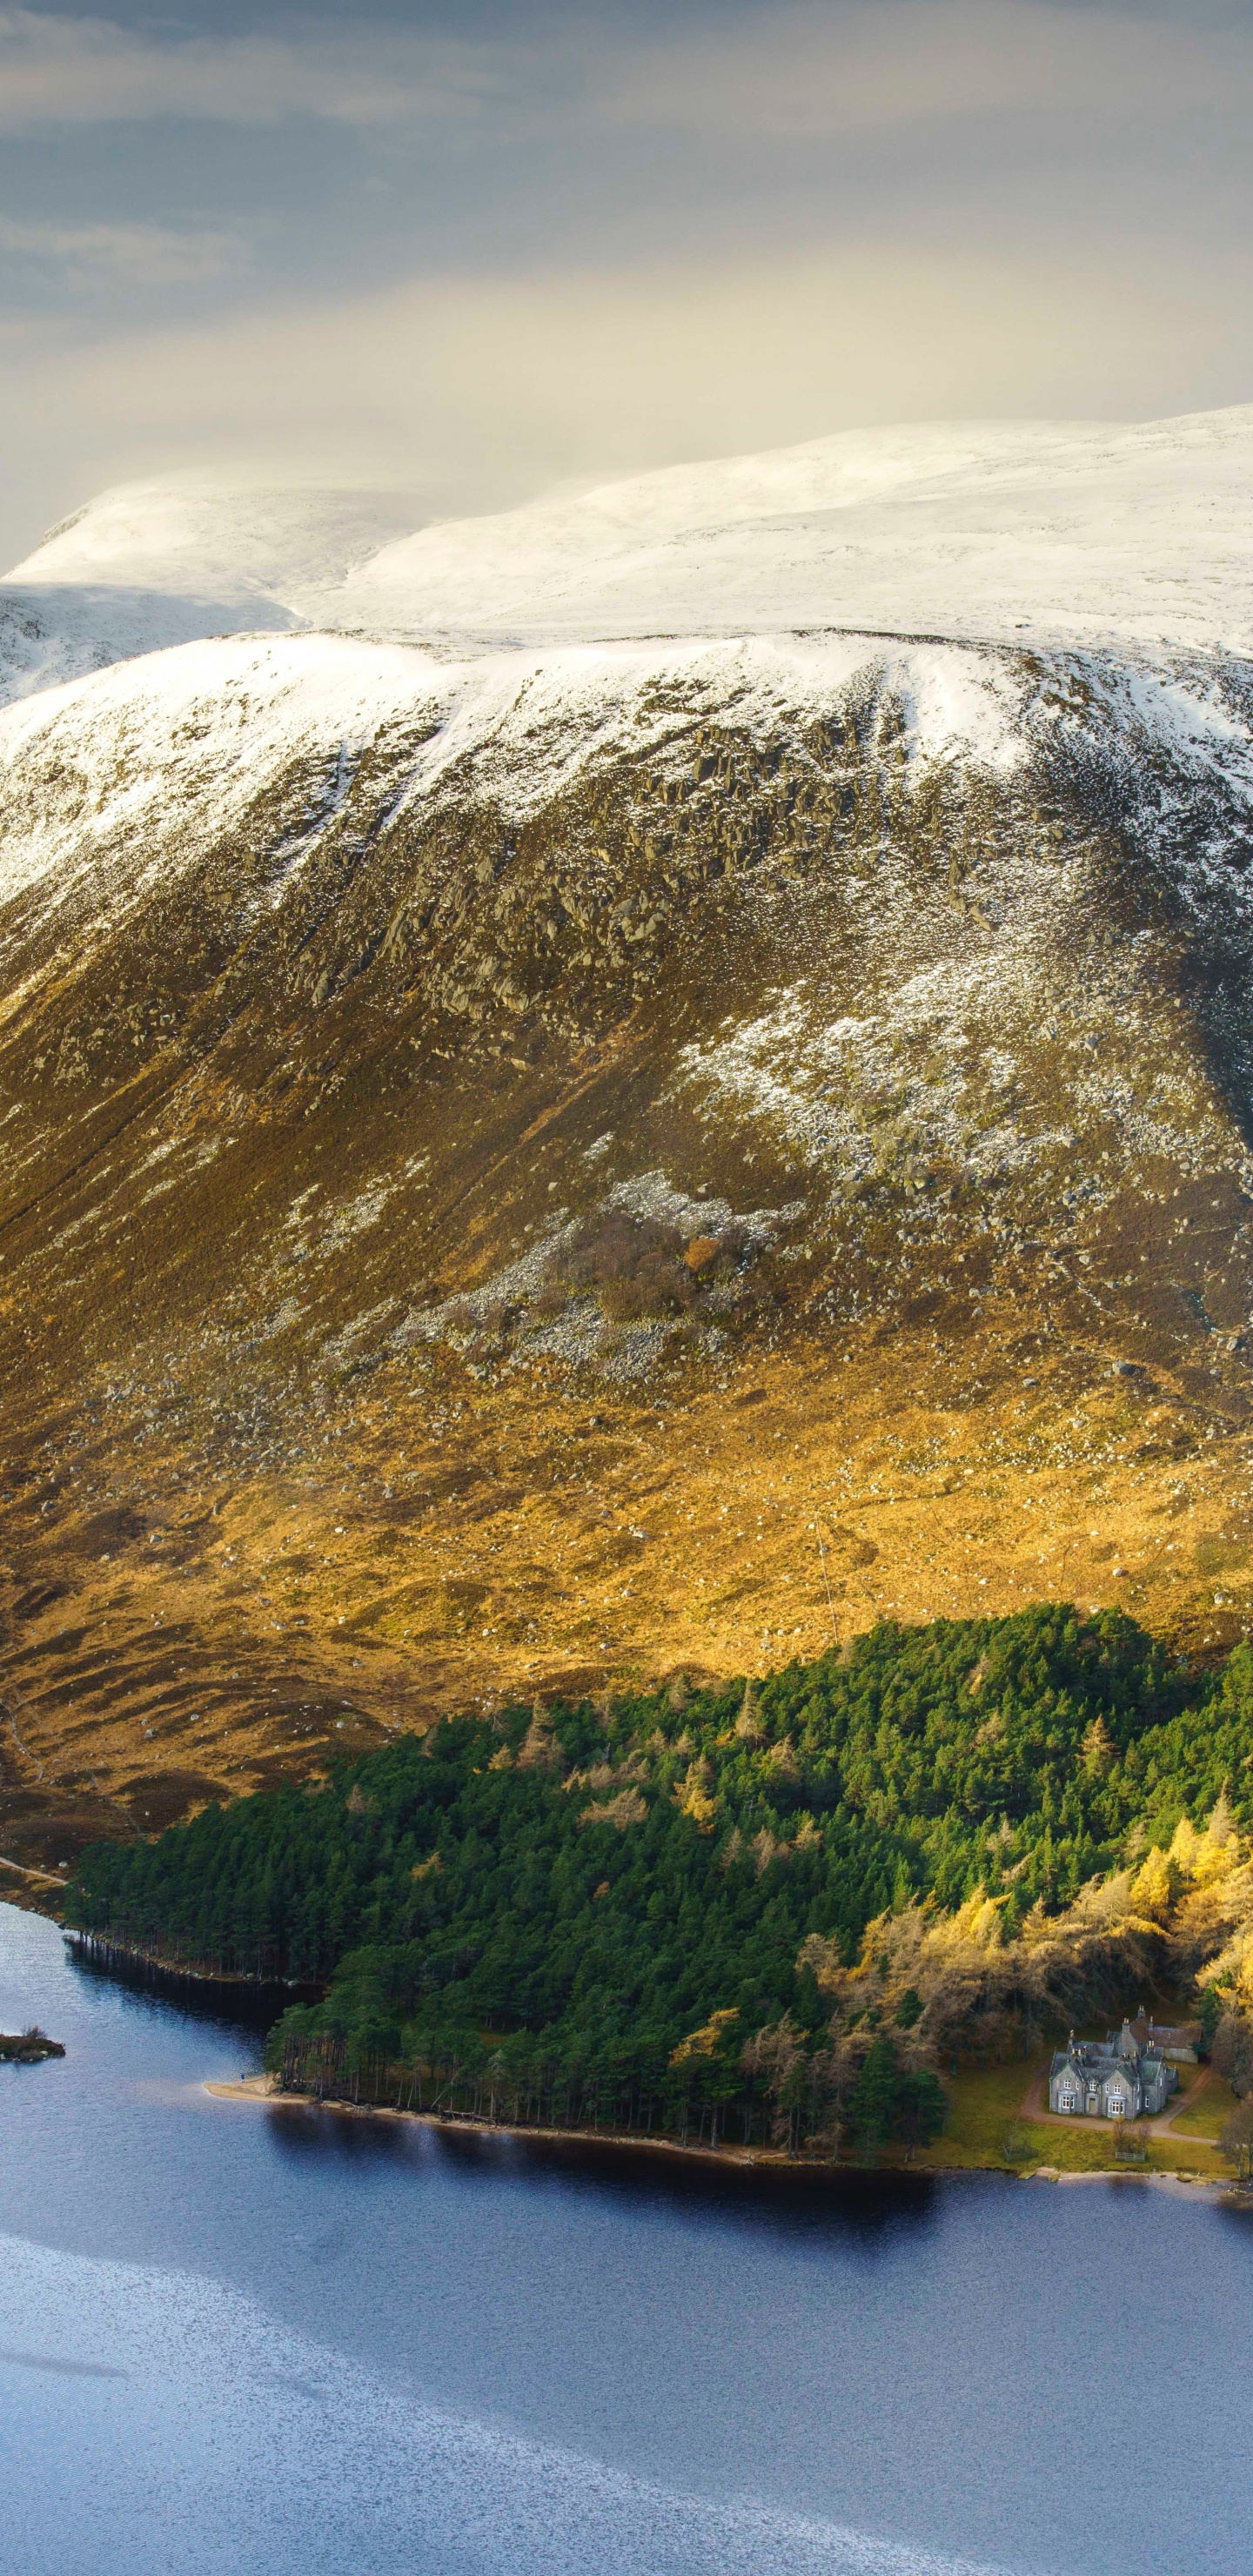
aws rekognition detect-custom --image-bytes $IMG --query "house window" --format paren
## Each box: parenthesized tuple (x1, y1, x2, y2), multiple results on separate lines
(1109, 2098, 1125, 2116)
(1058, 2093, 1075, 2111)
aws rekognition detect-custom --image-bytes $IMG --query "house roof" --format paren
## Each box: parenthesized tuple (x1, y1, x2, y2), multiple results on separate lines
(1049, 2048, 1142, 2096)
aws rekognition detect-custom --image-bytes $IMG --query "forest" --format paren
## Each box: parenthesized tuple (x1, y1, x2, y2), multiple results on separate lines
(66, 1605, 1253, 2156)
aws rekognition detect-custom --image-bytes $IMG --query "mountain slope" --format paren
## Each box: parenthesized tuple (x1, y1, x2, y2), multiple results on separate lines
(3, 412, 1253, 1878)
(0, 478, 425, 705)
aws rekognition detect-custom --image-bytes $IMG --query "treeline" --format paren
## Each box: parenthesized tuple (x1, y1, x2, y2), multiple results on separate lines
(66, 1605, 1253, 2156)
(271, 2016, 945, 2157)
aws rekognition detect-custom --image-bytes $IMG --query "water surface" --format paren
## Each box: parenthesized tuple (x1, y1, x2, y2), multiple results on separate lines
(1, 1900, 1248, 2576)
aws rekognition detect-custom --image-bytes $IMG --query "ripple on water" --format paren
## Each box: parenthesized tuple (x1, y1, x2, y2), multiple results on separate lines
(0, 2231, 1013, 2576)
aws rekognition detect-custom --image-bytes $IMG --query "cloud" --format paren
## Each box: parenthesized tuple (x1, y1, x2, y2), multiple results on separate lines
(600, 1, 1253, 138)
(0, 2, 1249, 566)
(0, 7, 494, 130)
(0, 218, 245, 284)
(0, 231, 1243, 563)
(2, 2, 1247, 142)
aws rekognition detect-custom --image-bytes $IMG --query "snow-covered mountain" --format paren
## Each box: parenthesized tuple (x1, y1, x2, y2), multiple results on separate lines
(0, 477, 425, 703)
(3, 407, 1253, 1870)
(3, 401, 1252, 710)
(337, 405, 1253, 654)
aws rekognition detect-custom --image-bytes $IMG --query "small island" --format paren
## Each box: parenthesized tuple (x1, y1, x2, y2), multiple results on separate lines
(0, 2026, 65, 2063)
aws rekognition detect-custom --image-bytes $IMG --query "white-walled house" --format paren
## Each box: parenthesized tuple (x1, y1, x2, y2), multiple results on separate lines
(1048, 2021, 1177, 2120)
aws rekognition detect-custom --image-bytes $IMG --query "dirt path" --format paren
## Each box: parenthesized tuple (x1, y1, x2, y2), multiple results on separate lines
(1157, 2068, 1216, 2137)
(0, 1853, 65, 1889)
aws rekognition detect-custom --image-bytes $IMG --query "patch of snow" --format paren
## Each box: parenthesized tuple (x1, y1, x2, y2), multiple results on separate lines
(0, 633, 447, 921)
(262, 737, 359, 907)
(674, 941, 1253, 1205)
(592, 1319, 674, 1384)
(318, 1184, 392, 1250)
(394, 1168, 792, 1376)
(603, 1168, 799, 1247)
(321, 1300, 399, 1368)
(260, 1297, 305, 1339)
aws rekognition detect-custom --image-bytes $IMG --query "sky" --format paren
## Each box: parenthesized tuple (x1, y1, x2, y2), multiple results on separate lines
(1, 0, 1251, 563)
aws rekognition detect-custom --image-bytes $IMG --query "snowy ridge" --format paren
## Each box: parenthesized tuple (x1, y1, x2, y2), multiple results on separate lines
(340, 405, 1253, 655)
(1, 624, 1251, 933)
(0, 625, 1030, 871)
(1, 410, 1251, 964)
(3, 405, 1253, 714)
(0, 477, 425, 706)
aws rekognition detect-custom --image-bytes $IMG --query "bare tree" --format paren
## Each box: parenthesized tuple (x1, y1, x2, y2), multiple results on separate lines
(1220, 2096, 1253, 2179)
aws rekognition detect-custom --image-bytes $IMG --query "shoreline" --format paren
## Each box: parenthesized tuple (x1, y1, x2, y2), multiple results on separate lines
(204, 2076, 812, 2174)
(203, 2076, 1243, 2194)
(63, 1931, 311, 1994)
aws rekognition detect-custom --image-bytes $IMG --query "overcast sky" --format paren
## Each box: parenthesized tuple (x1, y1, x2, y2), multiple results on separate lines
(1, 0, 1251, 561)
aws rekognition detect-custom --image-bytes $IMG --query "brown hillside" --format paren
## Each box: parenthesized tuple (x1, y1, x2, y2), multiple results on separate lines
(3, 632, 1253, 1873)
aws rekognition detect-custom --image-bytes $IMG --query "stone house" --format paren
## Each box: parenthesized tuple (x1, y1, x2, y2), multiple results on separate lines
(1048, 2019, 1177, 2119)
(1130, 2012, 1198, 2064)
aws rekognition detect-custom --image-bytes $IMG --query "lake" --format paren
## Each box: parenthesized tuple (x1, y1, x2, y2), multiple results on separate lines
(1, 1896, 1249, 2576)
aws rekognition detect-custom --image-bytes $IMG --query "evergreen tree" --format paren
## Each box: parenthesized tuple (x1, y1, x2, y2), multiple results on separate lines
(849, 2037, 901, 2162)
(64, 1606, 1253, 2152)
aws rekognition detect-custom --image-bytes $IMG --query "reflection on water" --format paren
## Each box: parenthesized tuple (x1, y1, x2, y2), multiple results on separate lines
(65, 1935, 306, 2029)
(261, 2094, 945, 2240)
(3, 1898, 1251, 2576)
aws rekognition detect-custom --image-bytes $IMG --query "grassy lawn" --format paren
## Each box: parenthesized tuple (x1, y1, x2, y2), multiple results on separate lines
(1169, 2074, 1240, 2143)
(906, 2053, 1231, 2177)
(909, 2053, 1067, 2170)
